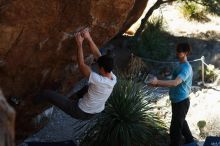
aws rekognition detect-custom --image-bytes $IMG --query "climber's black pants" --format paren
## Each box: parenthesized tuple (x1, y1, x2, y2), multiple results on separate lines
(38, 88, 94, 120)
(170, 98, 194, 146)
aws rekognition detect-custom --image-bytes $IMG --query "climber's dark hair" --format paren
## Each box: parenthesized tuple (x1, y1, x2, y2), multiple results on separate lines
(176, 43, 192, 55)
(97, 54, 114, 73)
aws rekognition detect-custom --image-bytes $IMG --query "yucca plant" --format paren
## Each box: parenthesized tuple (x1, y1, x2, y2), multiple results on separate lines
(75, 76, 168, 146)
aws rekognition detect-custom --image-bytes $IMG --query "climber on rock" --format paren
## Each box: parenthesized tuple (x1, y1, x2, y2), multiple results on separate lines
(37, 28, 117, 120)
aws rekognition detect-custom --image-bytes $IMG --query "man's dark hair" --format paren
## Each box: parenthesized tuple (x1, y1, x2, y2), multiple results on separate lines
(97, 55, 114, 73)
(176, 43, 192, 54)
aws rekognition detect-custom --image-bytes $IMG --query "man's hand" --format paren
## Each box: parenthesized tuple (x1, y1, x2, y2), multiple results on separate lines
(148, 77, 158, 86)
(81, 27, 101, 59)
(74, 31, 91, 78)
(82, 28, 91, 41)
(75, 32, 84, 48)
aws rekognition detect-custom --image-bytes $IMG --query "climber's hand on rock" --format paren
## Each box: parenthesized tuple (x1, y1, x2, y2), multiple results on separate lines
(75, 32, 84, 47)
(82, 28, 91, 40)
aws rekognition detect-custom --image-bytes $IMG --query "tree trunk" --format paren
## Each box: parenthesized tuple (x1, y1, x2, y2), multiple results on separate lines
(135, 0, 164, 37)
(117, 0, 149, 35)
(135, 0, 177, 37)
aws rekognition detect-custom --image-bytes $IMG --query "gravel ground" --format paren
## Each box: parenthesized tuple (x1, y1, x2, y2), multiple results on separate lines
(20, 107, 78, 144)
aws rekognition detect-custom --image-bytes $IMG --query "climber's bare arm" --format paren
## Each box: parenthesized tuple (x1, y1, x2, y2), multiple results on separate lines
(82, 29, 101, 60)
(75, 33, 91, 77)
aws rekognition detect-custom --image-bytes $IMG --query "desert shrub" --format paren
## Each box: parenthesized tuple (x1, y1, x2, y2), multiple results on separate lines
(75, 76, 168, 146)
(133, 16, 170, 61)
(197, 64, 219, 83)
(180, 2, 210, 22)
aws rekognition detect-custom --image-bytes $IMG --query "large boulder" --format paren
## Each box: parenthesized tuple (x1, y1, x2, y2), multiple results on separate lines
(0, 0, 148, 142)
(0, 90, 15, 146)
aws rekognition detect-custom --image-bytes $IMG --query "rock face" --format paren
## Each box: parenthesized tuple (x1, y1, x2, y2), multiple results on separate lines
(0, 0, 147, 142)
(0, 90, 15, 146)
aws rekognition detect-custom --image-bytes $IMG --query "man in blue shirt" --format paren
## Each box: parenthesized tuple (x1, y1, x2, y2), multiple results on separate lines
(149, 43, 197, 146)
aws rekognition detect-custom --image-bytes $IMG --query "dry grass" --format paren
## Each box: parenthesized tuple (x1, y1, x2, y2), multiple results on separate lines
(127, 54, 146, 76)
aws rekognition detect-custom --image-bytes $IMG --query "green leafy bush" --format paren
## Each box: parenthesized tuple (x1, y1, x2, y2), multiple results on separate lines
(205, 64, 219, 83)
(197, 64, 219, 83)
(133, 16, 170, 61)
(186, 0, 220, 16)
(203, 0, 220, 16)
(76, 76, 168, 146)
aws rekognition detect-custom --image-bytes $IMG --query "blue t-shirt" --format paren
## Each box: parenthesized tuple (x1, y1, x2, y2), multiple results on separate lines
(169, 61, 193, 103)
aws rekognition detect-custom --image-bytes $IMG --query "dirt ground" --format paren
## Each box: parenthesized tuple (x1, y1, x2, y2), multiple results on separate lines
(152, 85, 220, 146)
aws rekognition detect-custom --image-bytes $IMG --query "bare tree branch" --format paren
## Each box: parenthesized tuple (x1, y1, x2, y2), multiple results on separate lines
(135, 0, 177, 37)
(162, 0, 177, 4)
(134, 0, 219, 37)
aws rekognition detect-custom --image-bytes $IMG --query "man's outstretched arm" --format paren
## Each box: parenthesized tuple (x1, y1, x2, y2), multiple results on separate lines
(82, 29, 101, 60)
(149, 76, 182, 87)
(75, 33, 91, 78)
